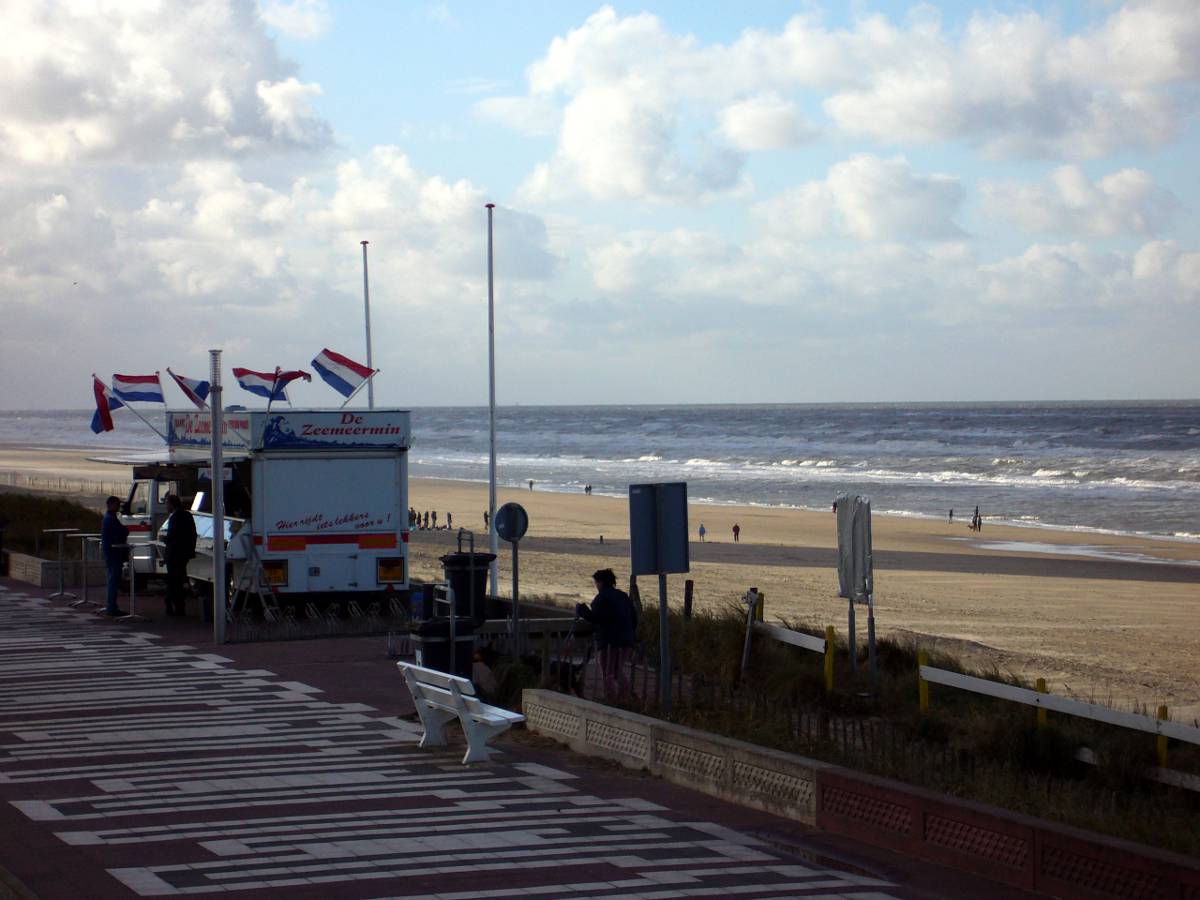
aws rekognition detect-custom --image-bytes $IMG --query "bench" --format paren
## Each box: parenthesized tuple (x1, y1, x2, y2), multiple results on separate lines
(397, 662, 525, 764)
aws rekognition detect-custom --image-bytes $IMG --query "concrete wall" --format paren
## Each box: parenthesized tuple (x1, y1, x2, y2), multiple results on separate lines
(522, 689, 1200, 899)
(522, 688, 826, 825)
(5, 552, 107, 589)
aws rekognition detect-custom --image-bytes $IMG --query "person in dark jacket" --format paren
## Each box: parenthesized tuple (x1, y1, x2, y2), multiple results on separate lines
(576, 568, 637, 699)
(160, 494, 197, 617)
(100, 495, 129, 617)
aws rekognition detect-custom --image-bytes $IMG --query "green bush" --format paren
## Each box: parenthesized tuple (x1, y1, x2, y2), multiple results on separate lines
(0, 493, 101, 559)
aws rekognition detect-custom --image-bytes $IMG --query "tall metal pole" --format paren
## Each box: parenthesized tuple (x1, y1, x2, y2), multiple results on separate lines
(486, 204, 498, 596)
(209, 350, 226, 645)
(361, 240, 374, 409)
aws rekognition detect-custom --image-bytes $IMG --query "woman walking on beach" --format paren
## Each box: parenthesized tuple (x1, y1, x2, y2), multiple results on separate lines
(576, 568, 637, 700)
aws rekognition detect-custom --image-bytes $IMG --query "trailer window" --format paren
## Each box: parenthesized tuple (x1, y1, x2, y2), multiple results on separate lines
(126, 481, 148, 515)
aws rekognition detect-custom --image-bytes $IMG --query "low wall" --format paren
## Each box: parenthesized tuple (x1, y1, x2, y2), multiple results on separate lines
(522, 689, 1200, 899)
(522, 688, 826, 825)
(5, 552, 107, 589)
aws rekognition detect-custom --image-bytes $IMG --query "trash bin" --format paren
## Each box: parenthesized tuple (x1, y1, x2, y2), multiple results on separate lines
(411, 616, 475, 676)
(439, 551, 496, 621)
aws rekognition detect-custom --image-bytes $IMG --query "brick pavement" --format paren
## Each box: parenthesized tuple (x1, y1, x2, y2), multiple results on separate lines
(0, 578, 1034, 899)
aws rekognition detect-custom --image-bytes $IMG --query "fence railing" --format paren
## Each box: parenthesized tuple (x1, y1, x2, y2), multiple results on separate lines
(0, 471, 126, 497)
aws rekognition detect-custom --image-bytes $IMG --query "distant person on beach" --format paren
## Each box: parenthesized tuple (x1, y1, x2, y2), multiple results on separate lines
(431, 511, 437, 529)
(732, 523, 740, 542)
(949, 509, 954, 523)
(100, 495, 129, 617)
(422, 511, 429, 530)
(446, 512, 452, 529)
(698, 523, 706, 542)
(160, 494, 196, 618)
(576, 568, 637, 700)
(483, 510, 489, 528)
(832, 501, 838, 513)
(528, 480, 534, 491)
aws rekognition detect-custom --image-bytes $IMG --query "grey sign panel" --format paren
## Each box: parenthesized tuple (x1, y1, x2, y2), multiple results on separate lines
(629, 482, 690, 576)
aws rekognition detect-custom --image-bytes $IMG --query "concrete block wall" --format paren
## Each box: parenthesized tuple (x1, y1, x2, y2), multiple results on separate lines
(523, 689, 1200, 899)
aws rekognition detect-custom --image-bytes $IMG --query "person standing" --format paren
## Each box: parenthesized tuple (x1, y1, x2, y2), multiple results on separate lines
(446, 512, 453, 529)
(732, 523, 740, 543)
(100, 495, 129, 617)
(576, 568, 637, 700)
(528, 479, 534, 491)
(431, 510, 438, 529)
(483, 510, 489, 528)
(949, 509, 954, 523)
(698, 523, 706, 542)
(160, 494, 197, 617)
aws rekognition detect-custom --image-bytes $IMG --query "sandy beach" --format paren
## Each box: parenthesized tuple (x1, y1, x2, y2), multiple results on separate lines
(3, 445, 1198, 720)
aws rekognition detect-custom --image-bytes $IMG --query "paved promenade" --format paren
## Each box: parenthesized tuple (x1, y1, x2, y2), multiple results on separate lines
(0, 578, 1032, 899)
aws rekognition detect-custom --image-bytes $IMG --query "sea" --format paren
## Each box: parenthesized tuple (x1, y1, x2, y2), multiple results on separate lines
(1, 402, 1197, 541)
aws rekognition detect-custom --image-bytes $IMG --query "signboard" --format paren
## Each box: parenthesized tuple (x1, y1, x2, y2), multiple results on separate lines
(495, 502, 528, 542)
(252, 410, 411, 450)
(629, 482, 689, 576)
(836, 493, 873, 604)
(168, 410, 251, 450)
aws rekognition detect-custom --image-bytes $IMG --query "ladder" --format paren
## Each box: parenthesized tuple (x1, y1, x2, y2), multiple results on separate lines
(230, 540, 284, 623)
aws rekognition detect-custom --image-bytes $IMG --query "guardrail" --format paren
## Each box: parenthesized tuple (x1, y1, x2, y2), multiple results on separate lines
(918, 655, 1200, 766)
(750, 618, 835, 694)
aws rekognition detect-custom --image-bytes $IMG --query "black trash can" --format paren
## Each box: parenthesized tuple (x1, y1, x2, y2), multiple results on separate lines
(411, 616, 475, 676)
(439, 551, 496, 620)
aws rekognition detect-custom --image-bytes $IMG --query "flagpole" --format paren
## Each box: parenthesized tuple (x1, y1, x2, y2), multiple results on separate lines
(339, 370, 378, 410)
(209, 350, 226, 646)
(361, 240, 374, 409)
(486, 204, 498, 596)
(100, 375, 167, 442)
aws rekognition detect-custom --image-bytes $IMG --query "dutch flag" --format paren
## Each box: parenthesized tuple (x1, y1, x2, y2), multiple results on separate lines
(233, 367, 311, 401)
(311, 348, 376, 399)
(90, 376, 123, 433)
(112, 373, 165, 403)
(167, 368, 211, 410)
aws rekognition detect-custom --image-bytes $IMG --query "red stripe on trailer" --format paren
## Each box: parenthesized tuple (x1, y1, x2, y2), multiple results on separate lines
(263, 532, 398, 552)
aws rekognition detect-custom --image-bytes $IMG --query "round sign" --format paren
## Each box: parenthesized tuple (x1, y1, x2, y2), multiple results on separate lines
(494, 502, 529, 542)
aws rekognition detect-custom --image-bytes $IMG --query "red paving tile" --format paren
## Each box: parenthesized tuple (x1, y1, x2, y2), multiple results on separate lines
(0, 577, 1034, 899)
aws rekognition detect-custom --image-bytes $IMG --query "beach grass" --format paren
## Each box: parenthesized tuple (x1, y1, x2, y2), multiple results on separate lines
(0, 492, 101, 559)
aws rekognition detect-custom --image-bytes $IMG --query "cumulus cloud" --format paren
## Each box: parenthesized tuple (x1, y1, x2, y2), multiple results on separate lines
(983, 166, 1178, 236)
(258, 0, 332, 39)
(487, 2, 1199, 205)
(0, 0, 329, 165)
(718, 94, 815, 150)
(753, 155, 964, 242)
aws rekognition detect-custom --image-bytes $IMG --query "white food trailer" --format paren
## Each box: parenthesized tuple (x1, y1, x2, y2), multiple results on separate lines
(99, 408, 411, 603)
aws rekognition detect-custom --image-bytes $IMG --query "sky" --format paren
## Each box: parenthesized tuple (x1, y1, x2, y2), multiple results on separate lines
(2, 0, 1198, 410)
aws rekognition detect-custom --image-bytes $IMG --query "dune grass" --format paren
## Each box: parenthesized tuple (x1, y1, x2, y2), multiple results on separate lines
(0, 492, 102, 560)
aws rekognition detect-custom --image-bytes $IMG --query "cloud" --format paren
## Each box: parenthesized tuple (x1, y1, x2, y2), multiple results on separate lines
(983, 166, 1178, 236)
(491, 2, 1199, 204)
(718, 94, 815, 150)
(258, 0, 332, 39)
(0, 0, 329, 165)
(753, 154, 964, 242)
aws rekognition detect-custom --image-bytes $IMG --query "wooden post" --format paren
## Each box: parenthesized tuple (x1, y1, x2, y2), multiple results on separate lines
(755, 591, 765, 622)
(823, 625, 835, 694)
(1036, 678, 1048, 729)
(918, 649, 929, 715)
(1157, 705, 1169, 768)
(683, 579, 693, 620)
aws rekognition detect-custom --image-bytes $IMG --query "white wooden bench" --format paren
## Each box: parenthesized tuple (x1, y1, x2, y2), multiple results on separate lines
(397, 662, 525, 764)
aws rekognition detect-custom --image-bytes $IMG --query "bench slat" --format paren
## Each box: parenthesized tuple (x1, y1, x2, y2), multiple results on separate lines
(398, 662, 477, 697)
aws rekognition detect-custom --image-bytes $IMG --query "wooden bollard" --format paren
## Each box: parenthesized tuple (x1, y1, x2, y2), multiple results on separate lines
(918, 649, 930, 715)
(755, 591, 765, 622)
(1036, 678, 1048, 729)
(1157, 705, 1170, 768)
(823, 625, 835, 694)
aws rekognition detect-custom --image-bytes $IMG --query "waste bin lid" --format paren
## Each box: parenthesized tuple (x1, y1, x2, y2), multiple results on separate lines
(439, 551, 497, 567)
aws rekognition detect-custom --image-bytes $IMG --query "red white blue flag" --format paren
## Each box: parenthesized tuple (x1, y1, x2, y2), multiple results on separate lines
(311, 348, 375, 398)
(167, 368, 210, 409)
(111, 372, 164, 403)
(90, 376, 123, 433)
(233, 367, 311, 401)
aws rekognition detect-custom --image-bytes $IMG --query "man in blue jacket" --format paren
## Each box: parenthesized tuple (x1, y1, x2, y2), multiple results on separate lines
(100, 495, 129, 617)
